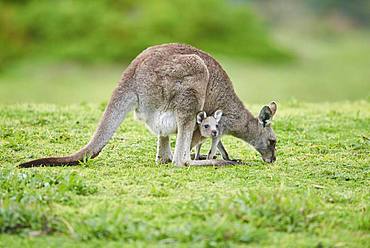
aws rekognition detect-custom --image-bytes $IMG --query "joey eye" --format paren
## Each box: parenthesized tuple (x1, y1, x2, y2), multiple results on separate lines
(215, 124, 219, 128)
(204, 124, 209, 129)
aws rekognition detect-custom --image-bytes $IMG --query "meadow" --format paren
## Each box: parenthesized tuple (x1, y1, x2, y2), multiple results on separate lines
(0, 28, 369, 247)
(0, 101, 369, 247)
(0, 32, 369, 104)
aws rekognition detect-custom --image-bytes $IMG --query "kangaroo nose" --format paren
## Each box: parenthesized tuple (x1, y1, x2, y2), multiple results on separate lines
(263, 155, 276, 163)
(211, 130, 217, 136)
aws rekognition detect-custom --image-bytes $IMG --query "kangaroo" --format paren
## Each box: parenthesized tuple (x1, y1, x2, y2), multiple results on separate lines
(19, 43, 277, 168)
(195, 110, 230, 161)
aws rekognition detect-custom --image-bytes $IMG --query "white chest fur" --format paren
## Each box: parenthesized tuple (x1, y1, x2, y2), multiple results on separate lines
(136, 110, 177, 136)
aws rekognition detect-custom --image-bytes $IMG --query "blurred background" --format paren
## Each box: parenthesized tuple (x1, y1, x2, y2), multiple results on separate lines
(0, 0, 369, 104)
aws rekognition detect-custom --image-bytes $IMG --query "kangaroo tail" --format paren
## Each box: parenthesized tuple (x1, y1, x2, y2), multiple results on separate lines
(18, 84, 137, 168)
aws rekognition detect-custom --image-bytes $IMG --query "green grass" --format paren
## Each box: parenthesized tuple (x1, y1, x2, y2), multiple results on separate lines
(0, 32, 369, 104)
(0, 101, 369, 247)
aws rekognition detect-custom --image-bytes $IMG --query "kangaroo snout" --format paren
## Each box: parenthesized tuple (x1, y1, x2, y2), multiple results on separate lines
(263, 155, 276, 163)
(211, 130, 218, 137)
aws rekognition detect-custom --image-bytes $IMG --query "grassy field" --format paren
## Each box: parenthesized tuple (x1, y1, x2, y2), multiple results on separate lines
(0, 101, 369, 247)
(0, 32, 369, 105)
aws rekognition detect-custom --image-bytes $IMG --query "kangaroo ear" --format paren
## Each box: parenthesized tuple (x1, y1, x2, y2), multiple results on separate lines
(269, 101, 277, 116)
(258, 105, 273, 127)
(197, 111, 206, 124)
(213, 110, 223, 122)
(258, 102, 277, 127)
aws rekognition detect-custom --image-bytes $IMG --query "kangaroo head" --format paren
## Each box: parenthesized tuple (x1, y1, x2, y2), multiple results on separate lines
(252, 102, 277, 163)
(197, 110, 223, 138)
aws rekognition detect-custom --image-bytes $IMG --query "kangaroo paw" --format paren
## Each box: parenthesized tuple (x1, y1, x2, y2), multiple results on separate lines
(227, 158, 243, 163)
(191, 154, 210, 160)
(156, 153, 173, 164)
(188, 159, 243, 167)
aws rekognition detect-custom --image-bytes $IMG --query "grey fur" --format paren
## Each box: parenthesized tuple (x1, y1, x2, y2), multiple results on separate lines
(19, 43, 277, 168)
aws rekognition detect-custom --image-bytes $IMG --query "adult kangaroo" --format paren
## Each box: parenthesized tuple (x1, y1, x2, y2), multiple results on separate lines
(19, 43, 277, 168)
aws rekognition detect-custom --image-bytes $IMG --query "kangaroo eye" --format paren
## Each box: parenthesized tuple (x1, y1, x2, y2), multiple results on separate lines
(215, 124, 219, 128)
(204, 124, 209, 129)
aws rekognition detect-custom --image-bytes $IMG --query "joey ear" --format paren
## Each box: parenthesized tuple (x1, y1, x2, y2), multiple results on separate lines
(197, 111, 206, 124)
(213, 110, 223, 123)
(258, 106, 273, 127)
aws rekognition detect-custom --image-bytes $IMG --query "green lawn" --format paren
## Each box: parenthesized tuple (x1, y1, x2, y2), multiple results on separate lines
(0, 101, 369, 247)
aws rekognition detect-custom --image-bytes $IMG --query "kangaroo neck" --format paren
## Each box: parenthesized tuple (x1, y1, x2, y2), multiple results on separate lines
(222, 100, 260, 144)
